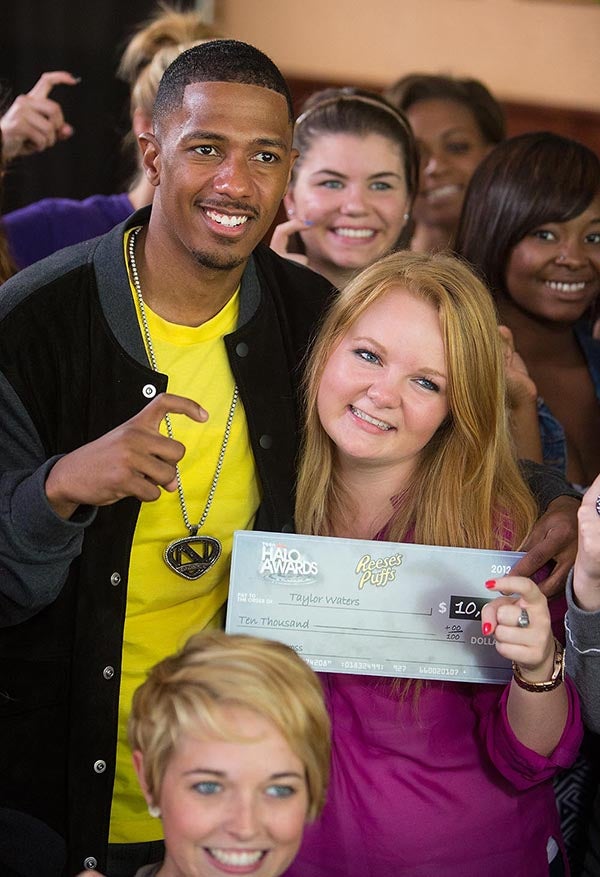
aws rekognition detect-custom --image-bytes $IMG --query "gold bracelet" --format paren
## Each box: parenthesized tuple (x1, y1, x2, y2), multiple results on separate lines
(512, 637, 564, 692)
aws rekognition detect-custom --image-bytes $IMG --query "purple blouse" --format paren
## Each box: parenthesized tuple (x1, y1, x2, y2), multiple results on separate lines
(285, 582, 582, 877)
(3, 192, 133, 269)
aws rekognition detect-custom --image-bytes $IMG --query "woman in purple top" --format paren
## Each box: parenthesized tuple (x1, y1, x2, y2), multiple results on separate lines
(286, 250, 582, 877)
(2, 7, 217, 269)
(3, 192, 134, 268)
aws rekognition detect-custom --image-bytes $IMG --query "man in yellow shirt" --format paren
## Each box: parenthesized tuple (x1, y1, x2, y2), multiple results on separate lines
(0, 40, 333, 876)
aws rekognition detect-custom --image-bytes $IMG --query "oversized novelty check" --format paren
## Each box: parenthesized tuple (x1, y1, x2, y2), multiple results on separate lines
(226, 531, 525, 684)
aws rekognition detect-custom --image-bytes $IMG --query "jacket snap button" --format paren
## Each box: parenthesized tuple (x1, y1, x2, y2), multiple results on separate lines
(142, 384, 157, 398)
(83, 857, 98, 870)
(103, 666, 115, 680)
(110, 572, 121, 586)
(259, 434, 273, 449)
(235, 342, 249, 357)
(93, 759, 106, 774)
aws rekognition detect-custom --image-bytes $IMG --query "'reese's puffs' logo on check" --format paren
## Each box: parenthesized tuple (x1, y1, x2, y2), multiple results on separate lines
(259, 541, 318, 584)
(355, 552, 403, 589)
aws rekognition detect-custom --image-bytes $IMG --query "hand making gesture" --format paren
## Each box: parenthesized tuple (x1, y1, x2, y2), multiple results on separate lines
(1, 70, 79, 162)
(45, 393, 208, 519)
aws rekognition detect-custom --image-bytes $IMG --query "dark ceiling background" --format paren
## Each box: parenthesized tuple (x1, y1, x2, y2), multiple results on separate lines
(0, 1, 195, 213)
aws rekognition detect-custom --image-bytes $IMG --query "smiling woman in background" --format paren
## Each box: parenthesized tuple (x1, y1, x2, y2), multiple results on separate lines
(385, 73, 504, 254)
(270, 87, 418, 290)
(455, 131, 600, 490)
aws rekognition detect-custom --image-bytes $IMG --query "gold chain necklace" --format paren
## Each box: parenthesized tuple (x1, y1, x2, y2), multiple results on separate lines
(128, 226, 238, 580)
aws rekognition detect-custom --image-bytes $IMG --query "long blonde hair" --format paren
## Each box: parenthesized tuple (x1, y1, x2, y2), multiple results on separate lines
(295, 250, 536, 549)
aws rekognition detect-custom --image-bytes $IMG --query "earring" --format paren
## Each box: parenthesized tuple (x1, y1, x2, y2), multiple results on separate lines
(556, 254, 566, 263)
(403, 213, 410, 221)
(287, 207, 295, 217)
(148, 804, 161, 818)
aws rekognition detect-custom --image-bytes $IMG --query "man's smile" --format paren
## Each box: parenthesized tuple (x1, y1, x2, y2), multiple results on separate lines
(205, 209, 250, 228)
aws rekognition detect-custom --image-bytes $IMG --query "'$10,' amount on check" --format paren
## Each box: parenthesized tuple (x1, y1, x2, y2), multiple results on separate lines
(439, 595, 490, 621)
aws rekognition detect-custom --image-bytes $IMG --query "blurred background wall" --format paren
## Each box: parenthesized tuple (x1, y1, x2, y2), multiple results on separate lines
(1, 0, 598, 212)
(219, 0, 600, 111)
(219, 0, 600, 155)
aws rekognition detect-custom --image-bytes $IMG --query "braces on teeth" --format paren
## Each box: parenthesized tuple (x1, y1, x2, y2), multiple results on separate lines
(351, 406, 392, 430)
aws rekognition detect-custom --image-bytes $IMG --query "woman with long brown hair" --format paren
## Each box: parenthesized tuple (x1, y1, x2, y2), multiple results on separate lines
(286, 250, 581, 877)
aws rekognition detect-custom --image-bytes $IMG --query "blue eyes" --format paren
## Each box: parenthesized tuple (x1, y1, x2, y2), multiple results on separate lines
(194, 781, 221, 795)
(353, 350, 440, 392)
(318, 180, 393, 191)
(192, 781, 296, 799)
(266, 785, 295, 798)
(355, 348, 380, 364)
(415, 377, 440, 393)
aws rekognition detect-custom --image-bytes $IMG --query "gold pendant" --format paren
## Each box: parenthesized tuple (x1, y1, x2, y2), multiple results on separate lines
(164, 535, 222, 580)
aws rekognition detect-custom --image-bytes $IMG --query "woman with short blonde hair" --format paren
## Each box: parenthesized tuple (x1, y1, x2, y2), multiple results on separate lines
(129, 630, 330, 823)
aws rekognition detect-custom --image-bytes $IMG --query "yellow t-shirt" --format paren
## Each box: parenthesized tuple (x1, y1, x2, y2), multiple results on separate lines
(109, 230, 261, 842)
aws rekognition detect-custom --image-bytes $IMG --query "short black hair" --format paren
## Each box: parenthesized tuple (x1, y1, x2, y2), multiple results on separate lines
(153, 39, 294, 127)
(385, 73, 505, 146)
